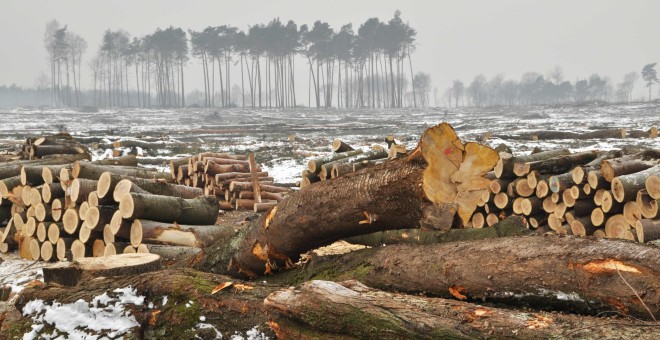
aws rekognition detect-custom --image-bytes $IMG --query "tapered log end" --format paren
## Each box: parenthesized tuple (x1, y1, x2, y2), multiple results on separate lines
(611, 178, 625, 203)
(97, 172, 112, 198)
(29, 238, 40, 260)
(130, 220, 143, 247)
(41, 241, 53, 262)
(20, 167, 28, 185)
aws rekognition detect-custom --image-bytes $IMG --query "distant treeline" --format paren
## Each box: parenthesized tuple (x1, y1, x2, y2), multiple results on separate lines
(38, 11, 437, 110)
(442, 65, 658, 107)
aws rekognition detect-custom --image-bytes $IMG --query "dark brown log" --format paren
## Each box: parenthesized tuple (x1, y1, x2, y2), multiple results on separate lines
(115, 242, 202, 262)
(169, 157, 191, 179)
(488, 178, 510, 194)
(135, 219, 236, 248)
(636, 219, 660, 243)
(513, 150, 599, 177)
(20, 165, 46, 186)
(119, 193, 218, 225)
(35, 203, 52, 222)
(573, 199, 596, 217)
(202, 123, 499, 278)
(612, 165, 660, 203)
(214, 171, 269, 182)
(254, 202, 278, 212)
(73, 162, 172, 182)
(521, 197, 543, 216)
(528, 214, 547, 229)
(42, 253, 161, 286)
(502, 128, 626, 140)
(265, 279, 660, 340)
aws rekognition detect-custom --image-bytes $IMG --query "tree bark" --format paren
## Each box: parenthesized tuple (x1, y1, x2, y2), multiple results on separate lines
(73, 162, 172, 182)
(612, 165, 660, 202)
(513, 151, 600, 177)
(265, 280, 660, 340)
(133, 219, 236, 248)
(42, 253, 161, 286)
(119, 193, 218, 225)
(97, 173, 203, 200)
(273, 235, 659, 320)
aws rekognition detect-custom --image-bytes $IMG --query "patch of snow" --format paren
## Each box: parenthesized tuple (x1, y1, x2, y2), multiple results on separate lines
(162, 295, 168, 306)
(231, 326, 270, 340)
(21, 286, 144, 339)
(196, 323, 222, 339)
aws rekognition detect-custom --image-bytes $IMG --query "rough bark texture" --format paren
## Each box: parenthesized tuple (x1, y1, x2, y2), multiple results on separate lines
(343, 216, 533, 246)
(98, 172, 203, 199)
(136, 219, 237, 248)
(73, 162, 172, 182)
(119, 193, 218, 225)
(270, 235, 660, 320)
(265, 280, 660, 340)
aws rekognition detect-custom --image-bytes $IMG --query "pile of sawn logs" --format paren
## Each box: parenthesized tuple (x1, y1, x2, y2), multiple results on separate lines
(301, 135, 407, 188)
(168, 152, 288, 212)
(468, 147, 660, 243)
(0, 135, 284, 262)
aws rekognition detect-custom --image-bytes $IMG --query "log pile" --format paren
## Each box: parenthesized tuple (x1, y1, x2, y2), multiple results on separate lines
(168, 151, 288, 212)
(300, 137, 405, 188)
(0, 140, 227, 261)
(464, 146, 660, 243)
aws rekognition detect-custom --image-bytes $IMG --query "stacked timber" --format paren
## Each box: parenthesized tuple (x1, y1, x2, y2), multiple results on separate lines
(168, 151, 287, 212)
(0, 151, 224, 262)
(466, 146, 660, 243)
(301, 138, 390, 188)
(21, 132, 91, 160)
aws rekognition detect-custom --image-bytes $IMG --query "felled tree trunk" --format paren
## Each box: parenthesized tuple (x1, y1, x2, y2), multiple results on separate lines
(265, 280, 660, 340)
(201, 123, 499, 278)
(343, 215, 533, 247)
(271, 235, 660, 320)
(119, 193, 218, 225)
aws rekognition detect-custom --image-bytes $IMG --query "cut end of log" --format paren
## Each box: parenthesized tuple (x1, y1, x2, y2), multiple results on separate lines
(130, 219, 143, 247)
(114, 179, 134, 203)
(119, 193, 135, 219)
(97, 172, 112, 198)
(62, 209, 79, 234)
(647, 175, 659, 199)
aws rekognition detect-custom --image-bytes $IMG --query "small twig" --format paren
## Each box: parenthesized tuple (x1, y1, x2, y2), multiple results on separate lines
(614, 262, 657, 322)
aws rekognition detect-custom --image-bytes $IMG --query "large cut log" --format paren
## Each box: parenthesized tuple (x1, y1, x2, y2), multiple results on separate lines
(636, 219, 660, 243)
(119, 193, 218, 225)
(612, 165, 660, 202)
(265, 280, 660, 340)
(332, 139, 354, 152)
(73, 161, 172, 182)
(648, 174, 660, 199)
(134, 219, 236, 248)
(272, 235, 660, 320)
(97, 172, 203, 199)
(42, 253, 161, 286)
(201, 123, 499, 278)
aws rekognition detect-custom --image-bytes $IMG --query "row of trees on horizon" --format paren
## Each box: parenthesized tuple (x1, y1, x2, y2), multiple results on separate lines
(441, 63, 660, 108)
(39, 12, 427, 110)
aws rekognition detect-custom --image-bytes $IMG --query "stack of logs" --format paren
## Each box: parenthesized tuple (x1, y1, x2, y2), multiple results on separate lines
(0, 145, 243, 262)
(468, 147, 660, 243)
(301, 136, 406, 188)
(168, 152, 288, 212)
(21, 132, 90, 160)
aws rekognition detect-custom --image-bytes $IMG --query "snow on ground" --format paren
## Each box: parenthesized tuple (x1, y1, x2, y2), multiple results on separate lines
(0, 253, 47, 301)
(21, 286, 144, 339)
(2, 103, 658, 183)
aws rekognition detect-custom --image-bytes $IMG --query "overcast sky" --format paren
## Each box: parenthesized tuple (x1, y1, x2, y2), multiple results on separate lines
(1, 0, 659, 100)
